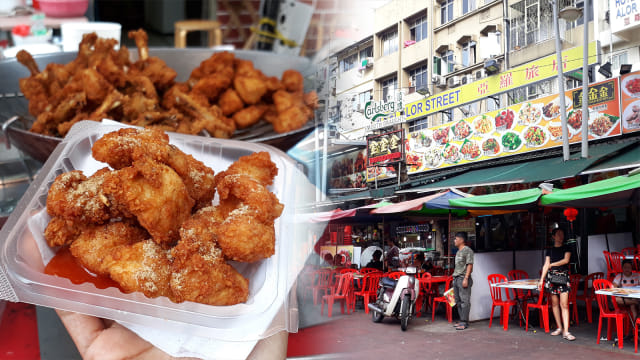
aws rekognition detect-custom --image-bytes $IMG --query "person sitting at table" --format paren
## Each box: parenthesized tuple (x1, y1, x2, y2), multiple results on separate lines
(365, 250, 384, 271)
(612, 260, 640, 322)
(539, 228, 574, 341)
(414, 253, 433, 273)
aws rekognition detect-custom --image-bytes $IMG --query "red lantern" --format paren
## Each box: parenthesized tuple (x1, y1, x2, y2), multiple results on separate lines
(563, 208, 578, 222)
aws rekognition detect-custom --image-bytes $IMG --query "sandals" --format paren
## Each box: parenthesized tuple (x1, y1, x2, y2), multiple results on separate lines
(563, 332, 576, 341)
(550, 328, 562, 336)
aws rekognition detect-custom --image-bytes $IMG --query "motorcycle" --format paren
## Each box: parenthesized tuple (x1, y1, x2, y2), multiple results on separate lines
(368, 267, 420, 331)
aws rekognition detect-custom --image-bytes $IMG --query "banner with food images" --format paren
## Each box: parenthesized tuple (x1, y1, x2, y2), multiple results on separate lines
(366, 164, 398, 183)
(329, 149, 367, 190)
(406, 78, 621, 174)
(620, 70, 640, 134)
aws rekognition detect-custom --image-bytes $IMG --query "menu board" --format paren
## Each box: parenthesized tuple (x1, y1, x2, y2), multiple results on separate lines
(619, 70, 640, 134)
(329, 149, 367, 190)
(406, 79, 622, 175)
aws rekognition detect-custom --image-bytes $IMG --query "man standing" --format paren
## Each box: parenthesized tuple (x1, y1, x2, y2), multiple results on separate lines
(385, 238, 400, 270)
(452, 232, 474, 330)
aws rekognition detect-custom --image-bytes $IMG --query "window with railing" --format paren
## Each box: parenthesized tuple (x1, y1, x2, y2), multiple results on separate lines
(410, 16, 428, 42)
(382, 30, 399, 56)
(611, 51, 629, 74)
(509, 0, 557, 50)
(441, 0, 454, 25)
(409, 65, 429, 94)
(359, 46, 373, 63)
(408, 117, 430, 133)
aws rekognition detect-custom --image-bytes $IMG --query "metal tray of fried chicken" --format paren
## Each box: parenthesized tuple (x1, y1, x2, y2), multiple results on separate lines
(0, 41, 318, 163)
(0, 120, 310, 341)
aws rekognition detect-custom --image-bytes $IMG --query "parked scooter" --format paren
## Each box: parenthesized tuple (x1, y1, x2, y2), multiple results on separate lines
(368, 267, 420, 331)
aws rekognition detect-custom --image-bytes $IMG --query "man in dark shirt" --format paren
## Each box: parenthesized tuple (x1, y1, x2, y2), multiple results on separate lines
(365, 250, 384, 271)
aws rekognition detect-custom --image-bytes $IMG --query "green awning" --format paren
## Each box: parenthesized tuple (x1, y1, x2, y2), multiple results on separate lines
(407, 141, 635, 192)
(449, 188, 542, 210)
(540, 171, 640, 208)
(581, 144, 640, 174)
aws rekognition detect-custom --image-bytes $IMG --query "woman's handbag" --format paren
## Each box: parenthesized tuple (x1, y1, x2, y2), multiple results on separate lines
(547, 270, 569, 285)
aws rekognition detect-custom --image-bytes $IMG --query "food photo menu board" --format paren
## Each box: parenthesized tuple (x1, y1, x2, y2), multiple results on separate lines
(406, 78, 621, 175)
(620, 70, 640, 134)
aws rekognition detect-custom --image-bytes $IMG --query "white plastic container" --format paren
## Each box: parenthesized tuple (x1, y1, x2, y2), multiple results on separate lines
(61, 22, 121, 52)
(0, 120, 310, 340)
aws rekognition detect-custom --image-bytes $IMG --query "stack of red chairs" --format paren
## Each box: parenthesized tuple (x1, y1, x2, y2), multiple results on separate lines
(304, 269, 332, 305)
(321, 273, 355, 317)
(354, 273, 382, 314)
(604, 251, 624, 281)
(568, 274, 582, 325)
(416, 272, 432, 317)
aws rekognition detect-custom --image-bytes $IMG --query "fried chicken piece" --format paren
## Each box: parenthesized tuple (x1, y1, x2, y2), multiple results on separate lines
(218, 88, 244, 116)
(170, 209, 249, 305)
(92, 128, 216, 208)
(106, 239, 173, 298)
(44, 217, 84, 247)
(215, 174, 283, 224)
(191, 73, 232, 103)
(281, 69, 304, 92)
(214, 151, 278, 187)
(233, 75, 267, 105)
(69, 220, 148, 276)
(102, 158, 195, 246)
(191, 51, 235, 79)
(165, 87, 235, 138)
(232, 105, 266, 129)
(217, 206, 277, 262)
(46, 168, 114, 223)
(273, 105, 308, 133)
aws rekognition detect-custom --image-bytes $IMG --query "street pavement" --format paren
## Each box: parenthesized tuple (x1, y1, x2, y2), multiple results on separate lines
(288, 300, 640, 359)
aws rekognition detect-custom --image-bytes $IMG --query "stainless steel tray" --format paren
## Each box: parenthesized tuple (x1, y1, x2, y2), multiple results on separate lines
(0, 49, 318, 162)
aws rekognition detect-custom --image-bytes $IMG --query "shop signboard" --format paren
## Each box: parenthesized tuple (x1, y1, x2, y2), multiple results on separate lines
(402, 42, 599, 122)
(367, 129, 404, 166)
(405, 78, 621, 175)
(328, 149, 367, 190)
(619, 70, 640, 134)
(610, 0, 640, 34)
(364, 93, 404, 130)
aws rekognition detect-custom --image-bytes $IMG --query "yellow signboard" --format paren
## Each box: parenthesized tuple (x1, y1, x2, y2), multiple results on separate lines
(403, 42, 600, 121)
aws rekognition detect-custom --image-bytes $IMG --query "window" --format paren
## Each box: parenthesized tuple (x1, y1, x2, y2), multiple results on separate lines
(408, 118, 430, 133)
(409, 65, 429, 93)
(381, 77, 398, 101)
(339, 53, 358, 73)
(441, 0, 454, 25)
(509, 0, 555, 50)
(433, 56, 442, 75)
(443, 50, 454, 74)
(382, 30, 398, 56)
(487, 96, 500, 112)
(611, 51, 629, 73)
(461, 41, 476, 67)
(463, 0, 476, 14)
(359, 46, 373, 63)
(353, 90, 372, 111)
(410, 16, 428, 42)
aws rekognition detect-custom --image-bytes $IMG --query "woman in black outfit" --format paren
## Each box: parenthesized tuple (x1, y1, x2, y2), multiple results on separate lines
(538, 228, 574, 341)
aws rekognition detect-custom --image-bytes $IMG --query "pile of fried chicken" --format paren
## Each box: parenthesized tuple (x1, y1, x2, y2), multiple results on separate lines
(17, 29, 318, 138)
(44, 127, 283, 306)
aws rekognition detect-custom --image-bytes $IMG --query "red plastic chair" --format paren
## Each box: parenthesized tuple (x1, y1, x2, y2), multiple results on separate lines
(525, 291, 549, 333)
(304, 269, 332, 305)
(339, 268, 358, 274)
(359, 267, 380, 274)
(487, 274, 518, 331)
(387, 271, 405, 280)
(576, 272, 604, 323)
(321, 273, 354, 317)
(635, 317, 640, 352)
(568, 274, 581, 325)
(622, 247, 637, 256)
(354, 273, 382, 314)
(633, 254, 640, 272)
(431, 266, 444, 276)
(431, 276, 454, 322)
(508, 269, 533, 304)
(416, 272, 432, 317)
(593, 279, 629, 349)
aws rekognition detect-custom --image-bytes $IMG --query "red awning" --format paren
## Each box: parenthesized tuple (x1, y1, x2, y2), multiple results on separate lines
(309, 208, 357, 223)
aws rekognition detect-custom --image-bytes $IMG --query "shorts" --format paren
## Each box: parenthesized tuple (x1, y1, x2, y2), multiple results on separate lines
(544, 270, 570, 295)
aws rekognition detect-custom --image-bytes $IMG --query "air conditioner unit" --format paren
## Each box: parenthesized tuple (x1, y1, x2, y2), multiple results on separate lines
(366, 57, 374, 67)
(433, 75, 446, 88)
(448, 76, 461, 87)
(475, 69, 487, 80)
(461, 74, 473, 85)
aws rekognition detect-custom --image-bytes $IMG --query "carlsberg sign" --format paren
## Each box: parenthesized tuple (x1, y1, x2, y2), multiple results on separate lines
(365, 93, 403, 122)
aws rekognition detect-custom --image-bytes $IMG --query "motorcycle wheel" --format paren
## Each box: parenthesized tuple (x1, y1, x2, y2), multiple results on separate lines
(400, 294, 411, 331)
(372, 302, 384, 323)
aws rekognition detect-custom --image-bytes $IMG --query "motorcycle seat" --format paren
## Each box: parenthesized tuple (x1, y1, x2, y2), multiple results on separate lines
(380, 277, 397, 288)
